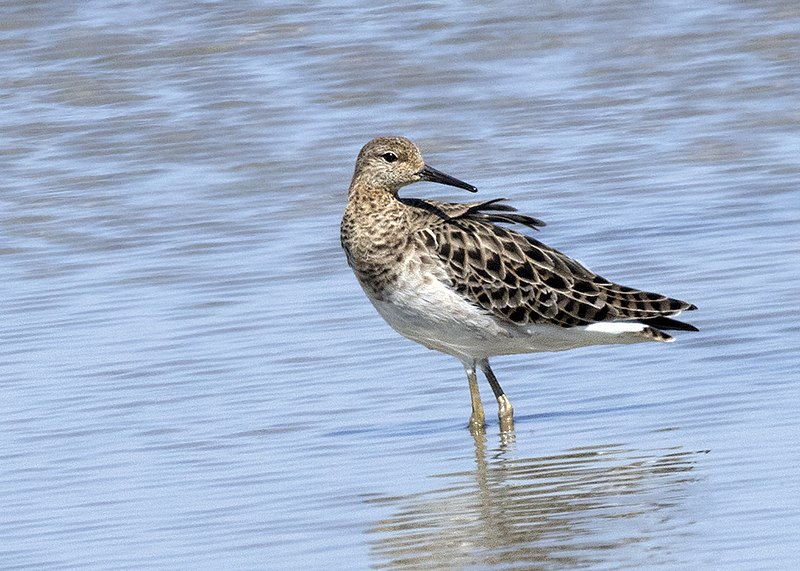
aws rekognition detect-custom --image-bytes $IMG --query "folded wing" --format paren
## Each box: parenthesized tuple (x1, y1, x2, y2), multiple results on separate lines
(407, 198, 697, 332)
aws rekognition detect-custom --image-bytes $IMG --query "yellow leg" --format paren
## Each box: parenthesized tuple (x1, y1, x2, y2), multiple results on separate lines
(479, 359, 514, 432)
(463, 361, 486, 431)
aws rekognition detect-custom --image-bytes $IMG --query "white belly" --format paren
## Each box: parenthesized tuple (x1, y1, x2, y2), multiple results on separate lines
(363, 259, 653, 362)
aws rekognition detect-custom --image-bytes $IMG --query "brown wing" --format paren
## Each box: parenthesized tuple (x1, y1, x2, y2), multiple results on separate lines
(410, 200, 697, 330)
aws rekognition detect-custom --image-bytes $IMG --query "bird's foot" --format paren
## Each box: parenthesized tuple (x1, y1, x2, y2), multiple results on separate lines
(497, 395, 514, 433)
(468, 410, 486, 433)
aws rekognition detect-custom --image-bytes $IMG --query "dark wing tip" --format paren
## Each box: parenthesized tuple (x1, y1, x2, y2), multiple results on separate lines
(638, 315, 699, 332)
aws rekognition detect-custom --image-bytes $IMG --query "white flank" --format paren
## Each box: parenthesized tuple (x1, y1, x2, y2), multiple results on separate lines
(583, 322, 648, 334)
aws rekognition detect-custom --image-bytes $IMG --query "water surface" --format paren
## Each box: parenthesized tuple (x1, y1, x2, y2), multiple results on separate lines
(1, 1, 799, 569)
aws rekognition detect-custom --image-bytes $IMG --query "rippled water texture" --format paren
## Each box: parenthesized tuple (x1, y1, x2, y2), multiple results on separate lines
(2, 2, 798, 569)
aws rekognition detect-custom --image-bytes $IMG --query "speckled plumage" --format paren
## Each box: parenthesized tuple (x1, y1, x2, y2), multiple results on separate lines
(341, 136, 697, 431)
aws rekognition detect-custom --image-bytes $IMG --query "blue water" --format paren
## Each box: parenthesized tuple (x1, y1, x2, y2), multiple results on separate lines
(1, 1, 799, 569)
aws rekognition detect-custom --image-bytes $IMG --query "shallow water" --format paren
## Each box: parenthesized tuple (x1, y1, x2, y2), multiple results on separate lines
(2, 1, 799, 569)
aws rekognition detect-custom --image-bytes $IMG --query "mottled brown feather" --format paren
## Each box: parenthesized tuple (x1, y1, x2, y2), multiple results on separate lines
(404, 198, 697, 330)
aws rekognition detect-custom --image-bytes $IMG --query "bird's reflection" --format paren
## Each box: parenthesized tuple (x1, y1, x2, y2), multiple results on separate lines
(367, 430, 706, 569)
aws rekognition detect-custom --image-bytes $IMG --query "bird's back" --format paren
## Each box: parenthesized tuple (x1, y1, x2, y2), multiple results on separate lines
(402, 197, 697, 339)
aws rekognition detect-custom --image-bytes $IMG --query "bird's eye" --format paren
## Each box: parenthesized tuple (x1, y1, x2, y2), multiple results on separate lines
(381, 152, 398, 163)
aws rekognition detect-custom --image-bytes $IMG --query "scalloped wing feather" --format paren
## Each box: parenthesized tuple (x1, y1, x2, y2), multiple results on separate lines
(411, 210, 696, 331)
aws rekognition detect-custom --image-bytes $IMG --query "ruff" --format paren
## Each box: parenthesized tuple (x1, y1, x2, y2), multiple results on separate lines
(340, 136, 697, 432)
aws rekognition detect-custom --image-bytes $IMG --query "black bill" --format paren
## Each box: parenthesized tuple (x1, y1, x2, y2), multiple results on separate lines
(419, 165, 477, 193)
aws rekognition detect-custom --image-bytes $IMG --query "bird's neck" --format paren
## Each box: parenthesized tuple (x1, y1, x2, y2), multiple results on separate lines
(341, 184, 411, 295)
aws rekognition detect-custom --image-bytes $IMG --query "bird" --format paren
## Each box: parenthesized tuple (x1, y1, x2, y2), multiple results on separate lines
(340, 136, 697, 432)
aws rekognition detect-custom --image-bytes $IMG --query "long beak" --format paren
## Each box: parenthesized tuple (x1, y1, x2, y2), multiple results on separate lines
(419, 165, 477, 193)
